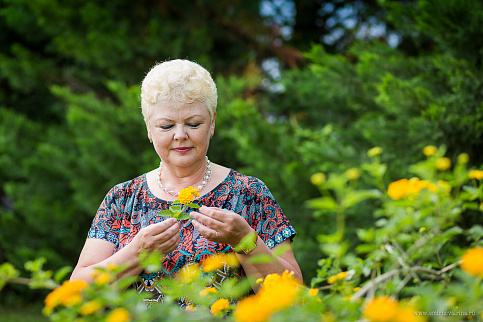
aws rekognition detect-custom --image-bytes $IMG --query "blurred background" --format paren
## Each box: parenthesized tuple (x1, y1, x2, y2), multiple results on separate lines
(1, 0, 482, 311)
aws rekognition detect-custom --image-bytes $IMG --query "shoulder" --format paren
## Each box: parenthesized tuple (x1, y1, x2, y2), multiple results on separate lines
(228, 170, 273, 198)
(104, 174, 146, 201)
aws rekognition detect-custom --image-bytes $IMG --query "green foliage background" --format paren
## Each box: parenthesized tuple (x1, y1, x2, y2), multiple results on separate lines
(1, 0, 482, 306)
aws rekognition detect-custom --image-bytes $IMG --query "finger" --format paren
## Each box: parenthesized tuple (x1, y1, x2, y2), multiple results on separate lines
(197, 206, 227, 221)
(191, 217, 219, 240)
(153, 221, 180, 241)
(190, 211, 223, 230)
(148, 217, 178, 234)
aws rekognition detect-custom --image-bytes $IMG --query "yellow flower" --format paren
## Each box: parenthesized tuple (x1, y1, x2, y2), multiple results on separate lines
(106, 308, 131, 322)
(396, 305, 427, 322)
(388, 179, 409, 200)
(44, 280, 88, 309)
(79, 300, 102, 316)
(308, 288, 319, 296)
(186, 305, 196, 311)
(310, 172, 326, 186)
(210, 298, 230, 315)
(178, 263, 201, 284)
(423, 145, 437, 156)
(327, 271, 347, 284)
(234, 272, 300, 322)
(321, 312, 336, 322)
(353, 287, 361, 292)
(202, 253, 239, 272)
(435, 157, 451, 171)
(93, 271, 110, 285)
(200, 287, 218, 296)
(460, 247, 483, 277)
(469, 170, 483, 180)
(363, 296, 399, 322)
(457, 153, 469, 164)
(233, 295, 271, 322)
(367, 147, 383, 158)
(177, 186, 200, 204)
(345, 168, 361, 180)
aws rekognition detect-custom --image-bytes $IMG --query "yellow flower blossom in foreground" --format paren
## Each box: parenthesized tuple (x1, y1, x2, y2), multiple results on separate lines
(210, 298, 230, 315)
(179, 263, 201, 284)
(233, 271, 300, 322)
(92, 270, 110, 285)
(460, 247, 483, 277)
(327, 271, 347, 284)
(106, 308, 131, 322)
(363, 296, 399, 322)
(423, 145, 437, 156)
(469, 170, 483, 180)
(308, 288, 319, 296)
(186, 305, 196, 311)
(435, 157, 451, 171)
(44, 280, 88, 309)
(200, 287, 218, 296)
(178, 186, 200, 204)
(202, 253, 239, 272)
(396, 305, 427, 322)
(79, 300, 102, 316)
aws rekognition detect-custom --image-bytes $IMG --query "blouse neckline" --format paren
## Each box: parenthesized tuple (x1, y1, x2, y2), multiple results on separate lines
(142, 168, 234, 204)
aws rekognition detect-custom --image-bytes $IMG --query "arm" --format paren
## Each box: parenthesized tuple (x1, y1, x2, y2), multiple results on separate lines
(70, 218, 180, 283)
(190, 207, 302, 292)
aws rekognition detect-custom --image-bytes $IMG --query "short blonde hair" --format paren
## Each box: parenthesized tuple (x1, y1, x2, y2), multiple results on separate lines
(141, 59, 217, 121)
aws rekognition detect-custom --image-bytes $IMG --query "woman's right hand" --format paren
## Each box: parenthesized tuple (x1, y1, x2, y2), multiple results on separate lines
(131, 217, 180, 256)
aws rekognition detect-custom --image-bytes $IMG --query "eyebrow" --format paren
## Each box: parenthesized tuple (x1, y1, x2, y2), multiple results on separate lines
(155, 115, 205, 122)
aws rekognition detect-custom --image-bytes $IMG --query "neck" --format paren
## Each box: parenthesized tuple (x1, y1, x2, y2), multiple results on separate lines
(157, 157, 211, 195)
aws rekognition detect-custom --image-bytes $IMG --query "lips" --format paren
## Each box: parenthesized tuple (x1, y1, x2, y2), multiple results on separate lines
(173, 147, 192, 153)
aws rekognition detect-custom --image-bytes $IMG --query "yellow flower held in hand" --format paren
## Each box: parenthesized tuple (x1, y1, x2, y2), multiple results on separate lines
(211, 298, 230, 315)
(363, 296, 399, 322)
(106, 308, 131, 322)
(460, 247, 483, 277)
(178, 186, 200, 204)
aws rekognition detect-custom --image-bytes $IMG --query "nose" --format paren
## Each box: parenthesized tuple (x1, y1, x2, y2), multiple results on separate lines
(173, 125, 188, 141)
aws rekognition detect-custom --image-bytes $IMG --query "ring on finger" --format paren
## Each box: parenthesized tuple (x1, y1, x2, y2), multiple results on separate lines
(215, 231, 219, 237)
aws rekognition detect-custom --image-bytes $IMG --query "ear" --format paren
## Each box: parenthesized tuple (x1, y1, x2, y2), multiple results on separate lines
(210, 112, 217, 139)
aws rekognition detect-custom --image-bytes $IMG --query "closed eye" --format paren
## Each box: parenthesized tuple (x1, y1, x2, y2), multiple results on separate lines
(187, 123, 201, 128)
(160, 124, 174, 130)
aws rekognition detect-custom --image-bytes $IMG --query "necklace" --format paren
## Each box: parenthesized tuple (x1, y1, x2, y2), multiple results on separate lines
(157, 156, 212, 196)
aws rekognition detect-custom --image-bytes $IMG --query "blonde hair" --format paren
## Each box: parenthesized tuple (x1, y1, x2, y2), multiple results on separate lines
(141, 59, 217, 121)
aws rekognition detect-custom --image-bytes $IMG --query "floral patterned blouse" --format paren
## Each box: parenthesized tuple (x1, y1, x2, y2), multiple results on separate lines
(87, 169, 296, 305)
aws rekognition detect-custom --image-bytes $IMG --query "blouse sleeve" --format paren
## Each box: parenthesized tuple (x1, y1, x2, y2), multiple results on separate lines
(87, 185, 122, 248)
(243, 178, 296, 249)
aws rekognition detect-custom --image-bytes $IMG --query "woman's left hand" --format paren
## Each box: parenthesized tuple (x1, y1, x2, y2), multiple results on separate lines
(190, 206, 254, 247)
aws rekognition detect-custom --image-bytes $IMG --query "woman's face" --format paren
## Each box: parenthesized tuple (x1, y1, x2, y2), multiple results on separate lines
(146, 101, 216, 170)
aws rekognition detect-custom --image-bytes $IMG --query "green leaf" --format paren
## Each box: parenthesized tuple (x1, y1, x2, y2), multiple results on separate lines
(355, 244, 378, 254)
(247, 254, 274, 264)
(177, 212, 191, 221)
(170, 205, 182, 212)
(305, 196, 338, 211)
(158, 210, 174, 217)
(272, 244, 291, 257)
(233, 231, 257, 253)
(187, 203, 200, 209)
(54, 266, 72, 283)
(341, 189, 382, 208)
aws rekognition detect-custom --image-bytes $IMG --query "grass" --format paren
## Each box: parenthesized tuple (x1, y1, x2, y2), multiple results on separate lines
(0, 305, 47, 322)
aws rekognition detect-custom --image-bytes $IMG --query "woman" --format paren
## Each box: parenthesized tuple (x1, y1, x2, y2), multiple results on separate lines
(70, 59, 302, 305)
